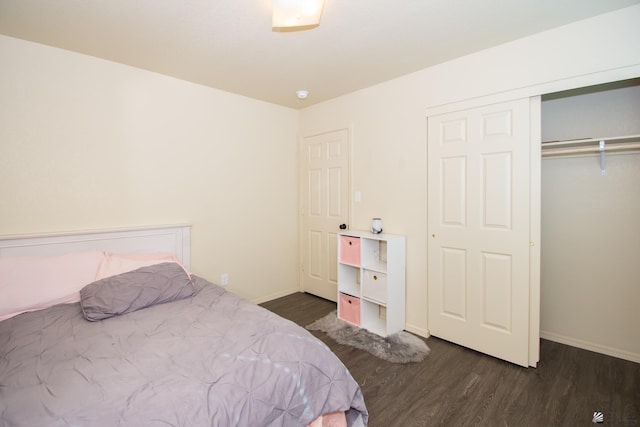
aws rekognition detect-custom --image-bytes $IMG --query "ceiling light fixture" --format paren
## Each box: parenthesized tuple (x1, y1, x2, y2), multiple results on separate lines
(296, 90, 309, 100)
(272, 0, 325, 31)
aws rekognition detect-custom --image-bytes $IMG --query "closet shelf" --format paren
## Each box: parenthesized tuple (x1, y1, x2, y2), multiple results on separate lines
(542, 134, 640, 175)
(541, 134, 640, 156)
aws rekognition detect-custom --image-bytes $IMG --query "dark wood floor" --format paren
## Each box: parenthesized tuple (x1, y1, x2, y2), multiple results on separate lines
(261, 292, 640, 427)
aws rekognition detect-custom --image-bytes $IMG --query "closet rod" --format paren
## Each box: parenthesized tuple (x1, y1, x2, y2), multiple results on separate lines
(541, 142, 640, 156)
(541, 134, 640, 148)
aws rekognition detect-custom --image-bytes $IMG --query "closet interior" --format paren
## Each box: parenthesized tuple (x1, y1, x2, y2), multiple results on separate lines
(540, 78, 640, 363)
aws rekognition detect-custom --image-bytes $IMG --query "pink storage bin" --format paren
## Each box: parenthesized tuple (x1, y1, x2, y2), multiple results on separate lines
(339, 236, 361, 265)
(339, 292, 360, 326)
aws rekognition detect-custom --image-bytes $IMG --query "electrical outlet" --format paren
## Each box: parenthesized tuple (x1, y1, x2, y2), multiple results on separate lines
(221, 273, 229, 286)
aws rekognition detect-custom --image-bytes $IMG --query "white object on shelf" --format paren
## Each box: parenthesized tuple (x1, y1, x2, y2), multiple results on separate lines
(337, 230, 406, 337)
(370, 218, 383, 234)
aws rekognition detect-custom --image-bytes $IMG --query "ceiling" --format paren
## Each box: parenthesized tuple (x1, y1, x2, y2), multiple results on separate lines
(1, 0, 638, 109)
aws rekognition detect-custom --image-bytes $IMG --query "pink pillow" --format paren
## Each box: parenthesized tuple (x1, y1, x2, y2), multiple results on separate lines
(97, 252, 189, 280)
(0, 251, 105, 321)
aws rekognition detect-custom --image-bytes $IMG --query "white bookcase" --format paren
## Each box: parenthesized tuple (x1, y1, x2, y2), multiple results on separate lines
(337, 230, 406, 337)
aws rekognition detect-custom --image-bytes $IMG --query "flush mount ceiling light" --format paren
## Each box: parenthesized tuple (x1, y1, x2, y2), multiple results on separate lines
(296, 89, 309, 99)
(272, 0, 325, 31)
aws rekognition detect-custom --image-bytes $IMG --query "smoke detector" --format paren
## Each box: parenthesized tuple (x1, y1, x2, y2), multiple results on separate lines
(296, 90, 309, 100)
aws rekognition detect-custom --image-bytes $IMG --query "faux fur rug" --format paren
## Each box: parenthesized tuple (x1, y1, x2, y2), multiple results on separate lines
(306, 311, 430, 364)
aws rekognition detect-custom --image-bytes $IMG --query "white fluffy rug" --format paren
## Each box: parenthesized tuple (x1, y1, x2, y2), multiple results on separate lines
(306, 311, 430, 364)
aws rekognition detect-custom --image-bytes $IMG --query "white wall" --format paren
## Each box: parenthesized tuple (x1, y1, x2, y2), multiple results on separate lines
(540, 82, 640, 361)
(2, 4, 639, 358)
(299, 5, 640, 339)
(0, 35, 300, 303)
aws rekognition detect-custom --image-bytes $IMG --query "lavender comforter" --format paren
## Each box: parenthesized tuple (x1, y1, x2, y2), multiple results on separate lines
(0, 277, 367, 426)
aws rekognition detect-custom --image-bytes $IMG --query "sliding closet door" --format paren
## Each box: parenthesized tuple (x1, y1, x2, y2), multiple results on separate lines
(427, 97, 539, 367)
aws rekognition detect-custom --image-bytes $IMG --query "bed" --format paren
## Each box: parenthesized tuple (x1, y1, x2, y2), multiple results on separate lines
(0, 225, 368, 427)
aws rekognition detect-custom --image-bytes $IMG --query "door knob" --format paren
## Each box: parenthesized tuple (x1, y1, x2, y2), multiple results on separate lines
(339, 224, 347, 230)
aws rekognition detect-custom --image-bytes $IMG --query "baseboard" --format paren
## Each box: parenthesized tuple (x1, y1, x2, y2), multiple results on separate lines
(251, 288, 301, 305)
(405, 323, 430, 339)
(540, 330, 640, 364)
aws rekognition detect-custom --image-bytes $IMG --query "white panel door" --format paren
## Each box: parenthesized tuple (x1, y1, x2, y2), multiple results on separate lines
(428, 98, 537, 367)
(301, 129, 349, 301)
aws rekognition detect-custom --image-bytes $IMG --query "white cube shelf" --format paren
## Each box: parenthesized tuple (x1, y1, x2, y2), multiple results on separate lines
(337, 230, 406, 337)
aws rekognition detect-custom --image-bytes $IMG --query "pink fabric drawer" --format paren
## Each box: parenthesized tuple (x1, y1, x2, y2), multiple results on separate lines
(339, 236, 360, 265)
(339, 293, 360, 326)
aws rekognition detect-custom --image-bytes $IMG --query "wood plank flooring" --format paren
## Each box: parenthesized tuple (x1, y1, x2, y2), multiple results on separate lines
(261, 292, 640, 427)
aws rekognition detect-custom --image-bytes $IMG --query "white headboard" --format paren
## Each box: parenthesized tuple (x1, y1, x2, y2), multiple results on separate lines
(0, 225, 191, 271)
